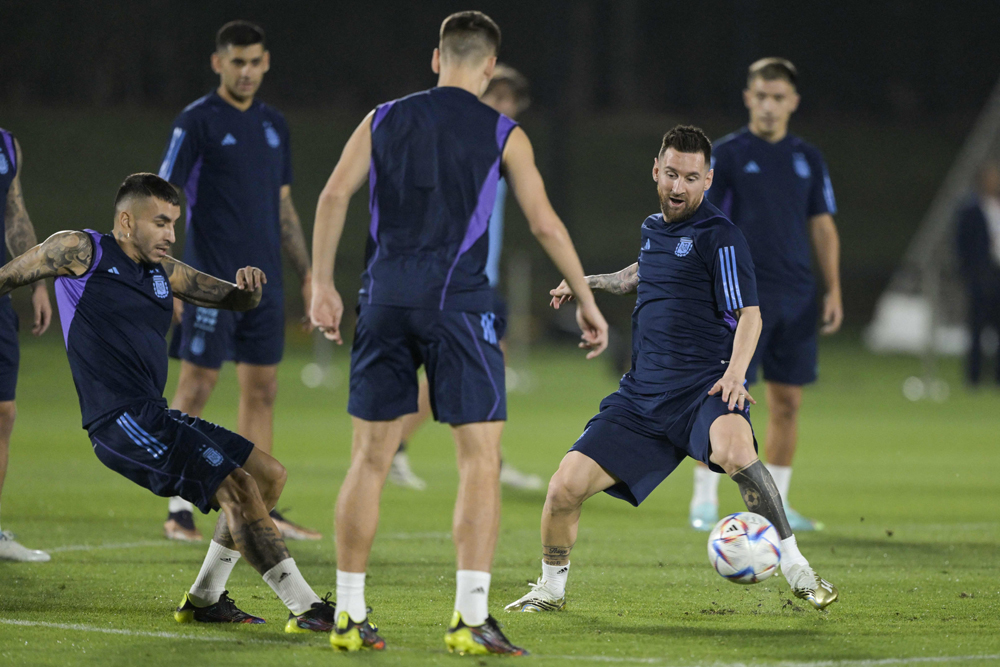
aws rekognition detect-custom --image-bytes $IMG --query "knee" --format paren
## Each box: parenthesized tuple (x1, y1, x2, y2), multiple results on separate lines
(545, 470, 588, 515)
(243, 375, 279, 409)
(177, 370, 218, 406)
(711, 440, 757, 476)
(216, 468, 264, 513)
(0, 401, 17, 429)
(769, 392, 801, 422)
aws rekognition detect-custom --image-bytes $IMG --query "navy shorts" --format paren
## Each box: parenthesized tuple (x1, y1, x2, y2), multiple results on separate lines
(349, 304, 506, 425)
(170, 289, 284, 369)
(0, 298, 19, 402)
(570, 383, 756, 507)
(491, 289, 509, 341)
(747, 294, 818, 386)
(88, 401, 255, 514)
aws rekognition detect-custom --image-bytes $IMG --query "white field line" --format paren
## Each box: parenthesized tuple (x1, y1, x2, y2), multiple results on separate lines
(1, 619, 997, 666)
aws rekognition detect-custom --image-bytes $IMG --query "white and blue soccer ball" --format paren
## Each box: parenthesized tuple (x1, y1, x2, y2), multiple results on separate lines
(707, 512, 782, 584)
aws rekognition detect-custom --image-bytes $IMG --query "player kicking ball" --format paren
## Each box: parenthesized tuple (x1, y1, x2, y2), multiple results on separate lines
(0, 173, 335, 632)
(506, 127, 838, 614)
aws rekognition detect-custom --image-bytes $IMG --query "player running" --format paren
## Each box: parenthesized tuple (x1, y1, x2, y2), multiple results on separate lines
(505, 126, 838, 614)
(157, 20, 320, 542)
(310, 11, 608, 654)
(388, 63, 543, 492)
(688, 58, 842, 532)
(0, 128, 53, 562)
(0, 173, 335, 631)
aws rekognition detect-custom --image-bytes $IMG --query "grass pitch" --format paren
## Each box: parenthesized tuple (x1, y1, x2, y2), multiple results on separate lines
(0, 333, 998, 666)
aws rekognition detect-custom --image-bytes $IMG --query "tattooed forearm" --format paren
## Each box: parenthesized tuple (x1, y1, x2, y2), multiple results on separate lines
(231, 516, 290, 573)
(0, 231, 93, 297)
(163, 257, 261, 311)
(5, 171, 39, 258)
(279, 190, 311, 280)
(587, 262, 639, 295)
(542, 545, 574, 566)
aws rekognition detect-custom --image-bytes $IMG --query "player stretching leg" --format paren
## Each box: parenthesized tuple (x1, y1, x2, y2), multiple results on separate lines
(157, 21, 320, 542)
(0, 174, 334, 630)
(311, 12, 608, 654)
(506, 127, 838, 614)
(0, 128, 53, 562)
(689, 58, 842, 532)
(388, 65, 543, 493)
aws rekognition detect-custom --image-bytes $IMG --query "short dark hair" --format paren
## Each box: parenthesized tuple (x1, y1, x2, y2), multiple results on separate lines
(114, 173, 181, 210)
(484, 64, 531, 111)
(747, 57, 797, 88)
(439, 11, 501, 62)
(216, 20, 265, 51)
(659, 125, 712, 166)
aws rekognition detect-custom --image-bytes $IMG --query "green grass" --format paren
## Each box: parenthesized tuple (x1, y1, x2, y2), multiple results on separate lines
(0, 334, 998, 665)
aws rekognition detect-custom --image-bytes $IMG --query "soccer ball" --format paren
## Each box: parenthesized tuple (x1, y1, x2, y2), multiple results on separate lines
(707, 512, 781, 584)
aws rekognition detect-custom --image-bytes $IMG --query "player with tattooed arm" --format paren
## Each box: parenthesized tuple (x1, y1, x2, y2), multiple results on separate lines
(0, 128, 53, 562)
(0, 173, 335, 631)
(505, 126, 838, 614)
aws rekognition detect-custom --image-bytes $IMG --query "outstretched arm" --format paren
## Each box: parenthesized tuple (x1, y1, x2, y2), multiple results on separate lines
(549, 262, 639, 309)
(0, 230, 93, 298)
(309, 111, 374, 344)
(5, 138, 53, 334)
(162, 256, 264, 312)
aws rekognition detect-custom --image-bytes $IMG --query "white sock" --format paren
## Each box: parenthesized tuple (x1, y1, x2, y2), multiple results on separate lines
(188, 541, 240, 606)
(541, 561, 570, 598)
(335, 570, 367, 623)
(765, 464, 792, 505)
(780, 535, 808, 569)
(455, 570, 491, 626)
(691, 465, 721, 509)
(263, 558, 321, 615)
(169, 496, 195, 514)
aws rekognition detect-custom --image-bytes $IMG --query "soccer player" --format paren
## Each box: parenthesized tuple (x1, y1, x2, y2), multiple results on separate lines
(688, 58, 842, 532)
(388, 64, 543, 492)
(505, 126, 838, 614)
(157, 21, 320, 542)
(0, 173, 335, 631)
(0, 128, 53, 562)
(310, 11, 608, 654)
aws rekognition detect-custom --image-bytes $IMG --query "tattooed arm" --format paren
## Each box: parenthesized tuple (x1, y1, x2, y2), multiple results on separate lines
(0, 231, 94, 298)
(549, 262, 639, 309)
(4, 138, 54, 334)
(162, 256, 264, 312)
(279, 185, 314, 330)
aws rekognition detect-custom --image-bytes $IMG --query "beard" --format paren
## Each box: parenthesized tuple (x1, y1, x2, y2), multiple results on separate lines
(658, 190, 702, 223)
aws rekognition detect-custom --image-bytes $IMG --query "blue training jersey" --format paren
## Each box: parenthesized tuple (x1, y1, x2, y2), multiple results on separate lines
(0, 128, 18, 266)
(707, 127, 835, 298)
(157, 91, 292, 287)
(362, 87, 518, 311)
(55, 231, 173, 430)
(621, 200, 758, 398)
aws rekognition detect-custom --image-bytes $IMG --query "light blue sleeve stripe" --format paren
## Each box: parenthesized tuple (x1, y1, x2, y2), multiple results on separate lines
(718, 248, 733, 310)
(116, 417, 162, 458)
(823, 171, 837, 213)
(726, 246, 744, 308)
(158, 128, 186, 181)
(123, 414, 167, 453)
(723, 246, 739, 309)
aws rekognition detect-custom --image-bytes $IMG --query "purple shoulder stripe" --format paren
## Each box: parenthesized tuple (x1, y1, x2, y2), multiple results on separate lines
(1, 130, 16, 174)
(54, 230, 104, 346)
(495, 115, 517, 152)
(372, 101, 396, 132)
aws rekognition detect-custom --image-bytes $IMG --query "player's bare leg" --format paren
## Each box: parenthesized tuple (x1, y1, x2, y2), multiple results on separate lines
(237, 362, 321, 541)
(0, 401, 48, 562)
(177, 447, 331, 627)
(505, 451, 616, 612)
(164, 361, 221, 541)
(389, 379, 431, 490)
(709, 413, 837, 609)
(764, 381, 819, 530)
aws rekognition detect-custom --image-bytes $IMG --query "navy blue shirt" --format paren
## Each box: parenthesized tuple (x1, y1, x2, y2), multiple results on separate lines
(707, 128, 835, 299)
(55, 231, 174, 430)
(620, 200, 758, 399)
(0, 127, 18, 266)
(157, 91, 292, 287)
(361, 87, 518, 311)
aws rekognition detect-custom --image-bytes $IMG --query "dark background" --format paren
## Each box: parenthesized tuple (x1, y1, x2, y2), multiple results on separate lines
(3, 0, 998, 333)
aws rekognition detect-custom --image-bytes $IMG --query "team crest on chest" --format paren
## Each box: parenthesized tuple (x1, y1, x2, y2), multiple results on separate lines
(0, 153, 8, 175)
(793, 152, 811, 178)
(152, 274, 170, 299)
(263, 121, 281, 148)
(674, 237, 694, 257)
